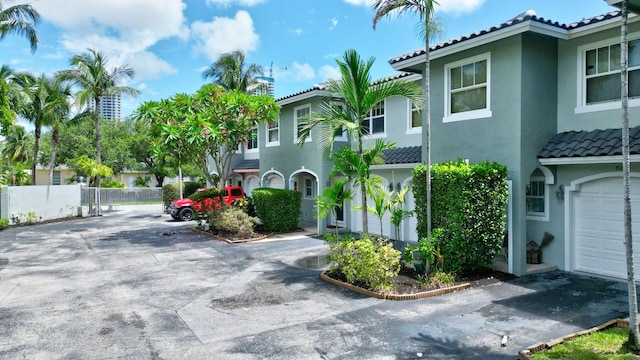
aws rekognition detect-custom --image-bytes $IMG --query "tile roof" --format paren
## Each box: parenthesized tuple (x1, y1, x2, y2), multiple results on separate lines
(389, 10, 622, 65)
(275, 72, 418, 103)
(382, 146, 422, 164)
(233, 159, 260, 171)
(538, 127, 640, 159)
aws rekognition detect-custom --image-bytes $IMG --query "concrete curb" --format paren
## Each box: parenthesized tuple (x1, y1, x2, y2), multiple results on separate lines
(319, 270, 471, 301)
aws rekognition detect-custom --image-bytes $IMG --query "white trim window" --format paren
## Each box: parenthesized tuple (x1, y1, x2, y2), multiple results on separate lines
(246, 127, 258, 152)
(363, 101, 386, 137)
(577, 37, 640, 112)
(294, 104, 311, 143)
(304, 178, 314, 198)
(266, 117, 280, 147)
(332, 101, 348, 142)
(526, 176, 548, 221)
(444, 52, 492, 122)
(407, 99, 421, 134)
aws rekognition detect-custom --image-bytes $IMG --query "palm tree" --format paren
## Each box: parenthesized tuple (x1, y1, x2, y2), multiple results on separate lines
(1, 123, 30, 162)
(0, 0, 40, 52)
(13, 73, 70, 185)
(202, 50, 263, 93)
(372, 0, 440, 236)
(618, 0, 640, 349)
(298, 49, 423, 233)
(315, 178, 354, 235)
(46, 81, 72, 185)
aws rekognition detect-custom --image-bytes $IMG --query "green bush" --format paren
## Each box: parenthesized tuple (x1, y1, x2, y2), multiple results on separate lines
(162, 183, 180, 207)
(325, 233, 401, 292)
(412, 160, 508, 275)
(0, 218, 9, 230)
(232, 196, 257, 217)
(100, 179, 125, 188)
(188, 188, 222, 202)
(209, 206, 260, 238)
(184, 180, 206, 197)
(252, 188, 301, 232)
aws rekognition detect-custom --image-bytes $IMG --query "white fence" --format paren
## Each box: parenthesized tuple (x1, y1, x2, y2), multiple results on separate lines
(0, 185, 164, 224)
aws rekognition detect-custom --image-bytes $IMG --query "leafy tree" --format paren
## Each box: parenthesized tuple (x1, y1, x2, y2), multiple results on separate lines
(12, 73, 70, 184)
(128, 115, 173, 187)
(0, 66, 18, 136)
(0, 0, 40, 52)
(202, 50, 263, 93)
(373, 0, 442, 235)
(1, 123, 31, 162)
(297, 49, 423, 233)
(57, 49, 139, 167)
(72, 155, 113, 187)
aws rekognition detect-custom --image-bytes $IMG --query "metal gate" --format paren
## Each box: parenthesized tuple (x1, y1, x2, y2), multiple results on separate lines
(81, 187, 164, 215)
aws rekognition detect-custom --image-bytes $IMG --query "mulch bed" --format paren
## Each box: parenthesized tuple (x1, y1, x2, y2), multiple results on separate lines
(322, 266, 516, 300)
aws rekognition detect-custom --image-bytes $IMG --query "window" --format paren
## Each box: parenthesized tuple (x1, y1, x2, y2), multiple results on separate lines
(583, 38, 640, 106)
(266, 117, 279, 146)
(246, 127, 258, 151)
(444, 53, 492, 122)
(304, 178, 314, 198)
(332, 102, 348, 141)
(407, 100, 421, 134)
(526, 173, 549, 221)
(53, 170, 61, 185)
(363, 101, 385, 136)
(294, 104, 311, 143)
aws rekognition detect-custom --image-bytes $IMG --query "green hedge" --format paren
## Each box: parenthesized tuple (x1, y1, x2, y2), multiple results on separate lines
(252, 188, 301, 232)
(184, 181, 205, 197)
(412, 160, 508, 275)
(162, 184, 180, 207)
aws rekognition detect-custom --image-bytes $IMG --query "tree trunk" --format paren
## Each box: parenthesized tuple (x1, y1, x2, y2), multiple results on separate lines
(620, 0, 640, 349)
(361, 180, 368, 234)
(425, 15, 432, 237)
(31, 124, 41, 185)
(48, 124, 59, 185)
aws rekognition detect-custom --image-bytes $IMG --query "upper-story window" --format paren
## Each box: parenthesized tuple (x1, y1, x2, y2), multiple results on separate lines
(444, 52, 492, 122)
(585, 39, 640, 104)
(294, 104, 311, 143)
(331, 101, 348, 142)
(246, 127, 258, 152)
(363, 101, 385, 136)
(266, 117, 279, 147)
(407, 99, 421, 134)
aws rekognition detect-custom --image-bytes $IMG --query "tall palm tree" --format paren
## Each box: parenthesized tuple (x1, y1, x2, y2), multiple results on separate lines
(202, 50, 263, 93)
(372, 0, 440, 236)
(58, 49, 139, 165)
(0, 0, 40, 52)
(1, 123, 30, 162)
(13, 73, 70, 185)
(46, 80, 72, 185)
(618, 0, 640, 349)
(298, 49, 423, 233)
(299, 49, 423, 233)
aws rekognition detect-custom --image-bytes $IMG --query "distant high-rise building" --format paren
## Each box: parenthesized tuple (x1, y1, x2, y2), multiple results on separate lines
(89, 94, 122, 120)
(253, 76, 275, 98)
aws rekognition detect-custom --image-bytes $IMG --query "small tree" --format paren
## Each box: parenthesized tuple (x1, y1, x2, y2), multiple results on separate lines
(72, 155, 113, 187)
(315, 179, 354, 235)
(388, 186, 413, 241)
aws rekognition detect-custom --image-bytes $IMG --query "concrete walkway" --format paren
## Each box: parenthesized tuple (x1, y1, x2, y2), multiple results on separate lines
(0, 209, 631, 359)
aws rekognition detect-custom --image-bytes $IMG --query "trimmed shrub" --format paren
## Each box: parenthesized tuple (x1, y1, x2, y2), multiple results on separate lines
(100, 180, 125, 188)
(162, 183, 180, 207)
(325, 233, 401, 292)
(252, 188, 301, 232)
(412, 160, 508, 275)
(209, 206, 260, 238)
(0, 218, 9, 230)
(184, 180, 206, 197)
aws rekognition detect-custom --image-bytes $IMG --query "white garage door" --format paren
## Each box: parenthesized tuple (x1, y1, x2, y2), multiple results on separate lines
(405, 184, 419, 243)
(574, 176, 640, 279)
(245, 176, 259, 197)
(268, 175, 284, 189)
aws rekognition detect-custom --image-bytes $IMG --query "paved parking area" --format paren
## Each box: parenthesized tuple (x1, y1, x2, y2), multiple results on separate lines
(0, 209, 632, 359)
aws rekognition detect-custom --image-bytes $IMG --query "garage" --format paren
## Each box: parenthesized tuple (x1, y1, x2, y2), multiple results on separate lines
(573, 176, 640, 279)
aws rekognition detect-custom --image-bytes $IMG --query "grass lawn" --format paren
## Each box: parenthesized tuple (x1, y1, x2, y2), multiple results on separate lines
(532, 327, 639, 359)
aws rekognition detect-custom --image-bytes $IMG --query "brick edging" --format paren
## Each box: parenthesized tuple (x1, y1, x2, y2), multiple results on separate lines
(517, 318, 629, 359)
(319, 271, 470, 301)
(190, 227, 272, 243)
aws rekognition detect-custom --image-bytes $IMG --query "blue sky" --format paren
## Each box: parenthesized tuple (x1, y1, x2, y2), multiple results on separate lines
(0, 0, 615, 118)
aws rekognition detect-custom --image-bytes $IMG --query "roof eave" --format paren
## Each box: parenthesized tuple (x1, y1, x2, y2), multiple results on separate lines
(605, 0, 640, 14)
(539, 154, 640, 165)
(276, 89, 329, 106)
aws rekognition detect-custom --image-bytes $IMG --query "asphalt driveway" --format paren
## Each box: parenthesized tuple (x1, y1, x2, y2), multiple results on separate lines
(0, 209, 631, 359)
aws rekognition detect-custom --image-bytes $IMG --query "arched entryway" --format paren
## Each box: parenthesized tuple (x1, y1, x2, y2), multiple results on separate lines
(289, 168, 320, 234)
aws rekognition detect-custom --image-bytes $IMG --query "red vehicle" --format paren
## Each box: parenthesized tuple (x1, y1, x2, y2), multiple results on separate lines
(168, 186, 245, 221)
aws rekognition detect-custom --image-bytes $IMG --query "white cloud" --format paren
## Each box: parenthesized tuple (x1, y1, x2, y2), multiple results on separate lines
(318, 65, 341, 82)
(342, 0, 369, 5)
(329, 17, 339, 31)
(437, 0, 485, 15)
(289, 62, 315, 81)
(191, 10, 260, 61)
(206, 0, 266, 6)
(31, 0, 188, 81)
(289, 28, 305, 36)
